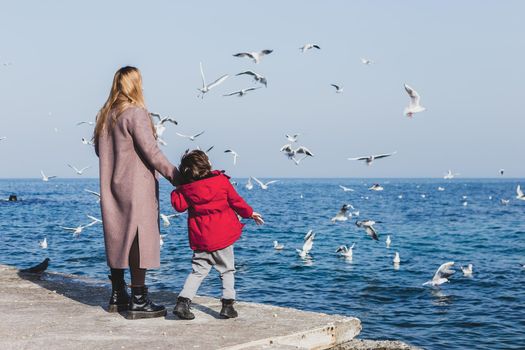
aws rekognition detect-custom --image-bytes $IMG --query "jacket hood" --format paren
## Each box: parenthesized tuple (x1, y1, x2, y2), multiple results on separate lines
(177, 170, 230, 205)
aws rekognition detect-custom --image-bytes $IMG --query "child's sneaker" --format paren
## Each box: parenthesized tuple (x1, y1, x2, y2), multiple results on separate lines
(173, 297, 195, 320)
(220, 299, 238, 318)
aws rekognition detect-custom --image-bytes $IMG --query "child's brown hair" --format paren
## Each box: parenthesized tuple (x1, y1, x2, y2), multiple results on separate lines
(179, 149, 212, 183)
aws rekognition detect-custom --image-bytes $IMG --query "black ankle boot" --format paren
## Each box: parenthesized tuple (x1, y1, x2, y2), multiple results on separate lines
(108, 275, 130, 313)
(220, 299, 238, 319)
(173, 296, 195, 320)
(126, 285, 167, 320)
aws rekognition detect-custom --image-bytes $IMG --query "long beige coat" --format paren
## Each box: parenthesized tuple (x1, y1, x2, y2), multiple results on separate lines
(95, 106, 179, 269)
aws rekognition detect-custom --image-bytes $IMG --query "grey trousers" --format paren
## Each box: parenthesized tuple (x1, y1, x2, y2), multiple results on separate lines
(179, 245, 236, 300)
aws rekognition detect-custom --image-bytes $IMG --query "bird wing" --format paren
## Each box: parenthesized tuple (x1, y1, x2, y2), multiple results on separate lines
(59, 226, 76, 231)
(176, 132, 190, 138)
(313, 45, 321, 49)
(244, 87, 261, 93)
(149, 113, 161, 121)
(260, 49, 273, 56)
(84, 189, 100, 196)
(160, 117, 178, 125)
(223, 90, 241, 96)
(79, 166, 91, 172)
(86, 215, 101, 222)
(199, 62, 206, 87)
(192, 131, 205, 138)
(347, 156, 368, 161)
(251, 177, 264, 187)
(517, 185, 524, 197)
(236, 71, 256, 77)
(365, 226, 379, 240)
(233, 52, 253, 59)
(303, 229, 315, 241)
(330, 84, 340, 90)
(265, 180, 279, 186)
(67, 164, 79, 172)
(48, 176, 57, 179)
(280, 144, 293, 152)
(40, 170, 46, 178)
(373, 151, 397, 159)
(296, 146, 314, 156)
(335, 245, 347, 253)
(207, 74, 229, 90)
(404, 84, 421, 105)
(434, 262, 455, 280)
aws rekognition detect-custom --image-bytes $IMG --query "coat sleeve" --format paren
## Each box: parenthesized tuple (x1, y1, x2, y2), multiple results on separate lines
(225, 178, 253, 218)
(127, 108, 182, 185)
(171, 189, 189, 212)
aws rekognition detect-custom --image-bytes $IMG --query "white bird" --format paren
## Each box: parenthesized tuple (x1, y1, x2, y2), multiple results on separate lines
(331, 204, 354, 222)
(0, 136, 8, 141)
(39, 237, 48, 249)
(59, 223, 94, 237)
(299, 43, 321, 52)
(516, 185, 525, 200)
(444, 170, 460, 179)
(398, 194, 403, 199)
(150, 113, 178, 139)
(500, 199, 510, 205)
(81, 137, 94, 145)
(348, 152, 397, 166)
(461, 264, 473, 276)
(361, 58, 374, 65)
(76, 121, 94, 126)
(339, 185, 354, 192)
(273, 240, 284, 250)
(330, 84, 343, 93)
(86, 215, 102, 226)
(355, 220, 379, 241)
(386, 235, 392, 248)
(224, 150, 239, 165)
(197, 62, 229, 98)
(40, 170, 57, 182)
(68, 164, 91, 175)
(393, 252, 400, 264)
(423, 262, 455, 287)
(437, 187, 445, 191)
(280, 144, 314, 165)
(84, 189, 101, 202)
(369, 184, 384, 191)
(245, 177, 254, 190)
(160, 234, 166, 247)
(252, 177, 279, 190)
(296, 230, 315, 258)
(285, 134, 300, 143)
(236, 71, 267, 87)
(335, 243, 355, 259)
(233, 49, 273, 64)
(175, 131, 205, 141)
(403, 84, 426, 117)
(160, 213, 179, 227)
(223, 87, 261, 97)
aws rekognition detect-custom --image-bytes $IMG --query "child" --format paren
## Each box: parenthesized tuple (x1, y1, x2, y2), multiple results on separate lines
(170, 150, 264, 319)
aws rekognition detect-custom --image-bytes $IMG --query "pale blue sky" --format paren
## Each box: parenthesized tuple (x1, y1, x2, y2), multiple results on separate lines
(0, 1, 523, 178)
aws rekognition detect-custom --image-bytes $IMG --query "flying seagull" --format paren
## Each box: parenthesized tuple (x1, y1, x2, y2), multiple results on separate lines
(296, 230, 315, 258)
(423, 262, 455, 287)
(252, 177, 278, 190)
(361, 58, 374, 65)
(404, 84, 426, 117)
(59, 221, 96, 237)
(280, 144, 314, 165)
(443, 170, 460, 179)
(285, 134, 300, 143)
(224, 149, 239, 165)
(40, 170, 57, 182)
(233, 49, 273, 64)
(0, 136, 7, 142)
(330, 84, 343, 93)
(339, 185, 354, 192)
(223, 87, 261, 97)
(331, 204, 355, 222)
(300, 43, 321, 53)
(160, 213, 179, 227)
(348, 152, 397, 166)
(67, 164, 91, 175)
(335, 243, 355, 259)
(197, 62, 229, 98)
(355, 220, 379, 241)
(175, 131, 205, 141)
(516, 185, 525, 200)
(81, 137, 94, 146)
(499, 169, 505, 176)
(245, 177, 254, 190)
(368, 184, 384, 191)
(150, 113, 178, 141)
(236, 71, 267, 87)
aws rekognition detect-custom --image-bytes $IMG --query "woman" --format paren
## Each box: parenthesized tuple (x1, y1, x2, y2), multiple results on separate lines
(94, 66, 181, 319)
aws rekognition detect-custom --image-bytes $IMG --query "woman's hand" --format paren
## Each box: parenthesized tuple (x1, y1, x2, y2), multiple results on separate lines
(251, 212, 265, 225)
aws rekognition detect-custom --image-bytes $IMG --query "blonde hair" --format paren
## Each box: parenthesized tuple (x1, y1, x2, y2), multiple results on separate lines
(94, 66, 153, 142)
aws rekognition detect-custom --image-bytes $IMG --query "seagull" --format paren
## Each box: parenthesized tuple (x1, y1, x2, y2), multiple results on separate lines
(197, 62, 229, 98)
(437, 187, 445, 191)
(361, 58, 374, 65)
(224, 150, 239, 165)
(296, 230, 315, 258)
(245, 177, 254, 190)
(285, 134, 300, 143)
(160, 234, 166, 247)
(516, 185, 525, 200)
(355, 220, 379, 241)
(40, 170, 57, 182)
(233, 49, 273, 64)
(76, 121, 94, 126)
(252, 177, 278, 190)
(280, 144, 314, 164)
(369, 184, 384, 191)
(299, 43, 321, 52)
(331, 204, 354, 222)
(500, 198, 510, 205)
(236, 71, 267, 87)
(273, 241, 284, 250)
(330, 84, 343, 93)
(348, 152, 397, 166)
(39, 237, 48, 249)
(444, 170, 460, 179)
(403, 84, 426, 117)
(160, 213, 179, 227)
(461, 264, 473, 276)
(150, 113, 178, 139)
(81, 137, 94, 145)
(386, 235, 392, 248)
(339, 185, 354, 192)
(84, 189, 101, 202)
(335, 243, 355, 259)
(68, 164, 91, 175)
(423, 262, 455, 287)
(499, 169, 505, 176)
(223, 87, 261, 97)
(175, 131, 205, 141)
(0, 136, 8, 141)
(59, 223, 94, 237)
(393, 252, 400, 264)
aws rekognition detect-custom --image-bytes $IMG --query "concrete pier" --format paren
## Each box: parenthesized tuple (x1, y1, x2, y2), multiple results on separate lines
(0, 264, 418, 350)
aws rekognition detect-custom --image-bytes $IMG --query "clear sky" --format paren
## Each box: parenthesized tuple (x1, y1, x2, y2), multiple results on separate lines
(0, 1, 523, 178)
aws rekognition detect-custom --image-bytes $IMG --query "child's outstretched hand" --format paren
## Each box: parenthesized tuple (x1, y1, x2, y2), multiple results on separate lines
(251, 212, 264, 225)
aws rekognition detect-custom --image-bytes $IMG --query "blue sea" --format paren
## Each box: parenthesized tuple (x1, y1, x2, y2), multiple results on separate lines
(0, 178, 524, 349)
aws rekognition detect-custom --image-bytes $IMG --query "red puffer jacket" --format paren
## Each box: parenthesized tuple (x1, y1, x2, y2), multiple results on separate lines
(171, 171, 253, 252)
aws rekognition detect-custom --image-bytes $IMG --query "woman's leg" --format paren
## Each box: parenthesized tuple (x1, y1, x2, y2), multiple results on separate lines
(128, 235, 146, 286)
(108, 268, 129, 312)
